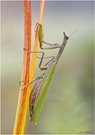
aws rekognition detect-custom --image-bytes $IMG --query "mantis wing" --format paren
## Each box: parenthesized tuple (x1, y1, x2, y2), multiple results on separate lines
(31, 63, 56, 124)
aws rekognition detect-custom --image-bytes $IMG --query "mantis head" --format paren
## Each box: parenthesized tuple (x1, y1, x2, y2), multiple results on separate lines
(63, 32, 69, 40)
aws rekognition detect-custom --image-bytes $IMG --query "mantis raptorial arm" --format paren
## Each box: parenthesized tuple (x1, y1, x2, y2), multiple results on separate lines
(35, 23, 61, 49)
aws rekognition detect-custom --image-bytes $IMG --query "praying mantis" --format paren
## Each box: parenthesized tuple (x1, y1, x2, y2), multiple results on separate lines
(21, 23, 69, 124)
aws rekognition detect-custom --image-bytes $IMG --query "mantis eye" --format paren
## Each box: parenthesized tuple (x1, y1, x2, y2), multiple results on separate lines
(63, 32, 69, 40)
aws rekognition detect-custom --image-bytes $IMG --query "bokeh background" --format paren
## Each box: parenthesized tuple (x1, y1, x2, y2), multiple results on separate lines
(1, 1, 94, 134)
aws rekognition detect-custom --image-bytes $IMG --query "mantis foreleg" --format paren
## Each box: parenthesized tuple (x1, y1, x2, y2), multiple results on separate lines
(36, 23, 60, 49)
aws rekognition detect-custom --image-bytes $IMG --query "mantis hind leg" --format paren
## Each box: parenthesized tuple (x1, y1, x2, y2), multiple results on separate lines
(37, 55, 55, 67)
(23, 48, 55, 70)
(20, 73, 44, 90)
(20, 49, 55, 89)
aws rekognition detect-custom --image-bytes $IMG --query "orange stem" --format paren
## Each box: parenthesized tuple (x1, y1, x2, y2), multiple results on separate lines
(13, 0, 31, 134)
(13, 0, 45, 134)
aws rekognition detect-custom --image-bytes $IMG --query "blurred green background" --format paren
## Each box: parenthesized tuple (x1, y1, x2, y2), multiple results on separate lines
(1, 1, 94, 134)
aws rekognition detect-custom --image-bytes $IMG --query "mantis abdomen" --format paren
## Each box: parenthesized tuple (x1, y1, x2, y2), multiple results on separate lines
(29, 63, 56, 124)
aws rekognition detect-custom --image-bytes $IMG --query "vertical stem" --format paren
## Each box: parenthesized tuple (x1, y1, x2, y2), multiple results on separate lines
(29, 0, 45, 85)
(22, 0, 45, 126)
(38, 0, 45, 23)
(13, 0, 31, 134)
(13, 0, 45, 134)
